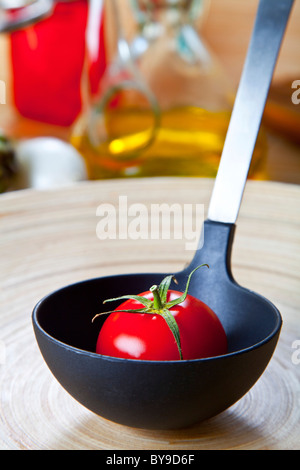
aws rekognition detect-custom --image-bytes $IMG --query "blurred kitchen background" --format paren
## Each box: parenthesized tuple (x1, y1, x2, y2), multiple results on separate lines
(0, 0, 299, 192)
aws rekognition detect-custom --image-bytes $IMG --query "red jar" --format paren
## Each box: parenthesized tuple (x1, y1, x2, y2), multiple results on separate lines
(9, 0, 106, 127)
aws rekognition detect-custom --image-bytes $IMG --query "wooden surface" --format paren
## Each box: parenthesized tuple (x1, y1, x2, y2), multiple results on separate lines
(0, 177, 299, 450)
(0, 0, 300, 184)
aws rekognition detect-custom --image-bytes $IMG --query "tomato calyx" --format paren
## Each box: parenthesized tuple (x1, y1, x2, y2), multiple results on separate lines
(92, 264, 209, 360)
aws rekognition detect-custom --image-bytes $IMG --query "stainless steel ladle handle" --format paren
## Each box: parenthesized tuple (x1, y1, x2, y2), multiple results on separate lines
(207, 0, 294, 224)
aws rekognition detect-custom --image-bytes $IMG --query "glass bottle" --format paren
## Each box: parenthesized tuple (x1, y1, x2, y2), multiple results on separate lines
(71, 0, 267, 179)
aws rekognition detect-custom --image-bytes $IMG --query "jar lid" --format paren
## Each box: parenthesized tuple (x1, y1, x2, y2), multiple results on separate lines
(0, 0, 53, 32)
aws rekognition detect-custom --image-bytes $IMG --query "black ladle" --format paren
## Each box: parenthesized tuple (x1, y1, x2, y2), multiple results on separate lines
(32, 0, 294, 430)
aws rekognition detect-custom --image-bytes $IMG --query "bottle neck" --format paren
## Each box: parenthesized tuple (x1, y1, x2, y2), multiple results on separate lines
(132, 0, 200, 38)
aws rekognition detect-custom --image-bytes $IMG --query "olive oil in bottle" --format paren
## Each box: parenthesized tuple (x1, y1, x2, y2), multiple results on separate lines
(71, 0, 267, 180)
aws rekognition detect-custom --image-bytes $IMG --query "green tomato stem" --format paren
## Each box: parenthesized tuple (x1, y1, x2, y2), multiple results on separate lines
(150, 285, 163, 310)
(161, 309, 183, 360)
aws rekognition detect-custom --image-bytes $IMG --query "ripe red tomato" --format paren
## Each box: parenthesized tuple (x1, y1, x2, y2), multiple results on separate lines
(96, 290, 227, 360)
(93, 265, 227, 361)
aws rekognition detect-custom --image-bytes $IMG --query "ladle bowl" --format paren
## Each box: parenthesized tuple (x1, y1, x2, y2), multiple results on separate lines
(32, 221, 282, 430)
(32, 0, 292, 430)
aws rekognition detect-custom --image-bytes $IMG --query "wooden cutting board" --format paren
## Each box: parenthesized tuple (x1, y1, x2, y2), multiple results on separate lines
(0, 177, 299, 450)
